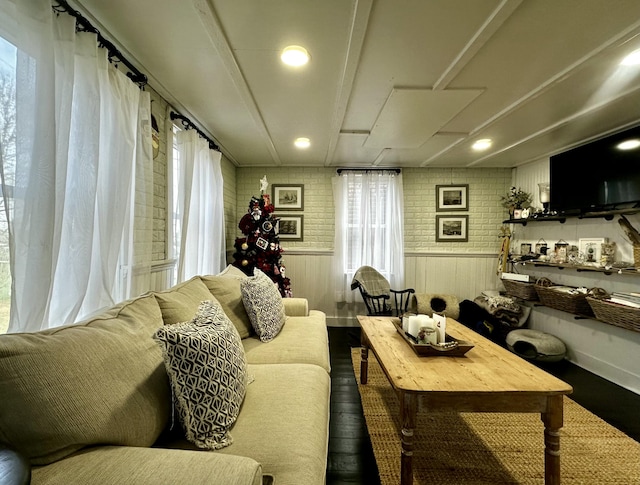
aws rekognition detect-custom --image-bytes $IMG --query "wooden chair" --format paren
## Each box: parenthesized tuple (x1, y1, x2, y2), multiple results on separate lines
(351, 266, 415, 317)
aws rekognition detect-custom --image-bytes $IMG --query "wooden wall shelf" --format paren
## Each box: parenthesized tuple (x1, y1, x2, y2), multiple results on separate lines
(503, 207, 639, 226)
(512, 260, 639, 276)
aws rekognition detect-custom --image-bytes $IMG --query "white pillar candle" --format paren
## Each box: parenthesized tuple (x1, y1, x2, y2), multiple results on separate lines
(407, 316, 421, 338)
(402, 314, 411, 333)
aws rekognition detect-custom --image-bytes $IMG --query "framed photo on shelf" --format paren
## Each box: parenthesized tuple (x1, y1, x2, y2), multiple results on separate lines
(435, 215, 468, 242)
(578, 238, 605, 264)
(272, 184, 304, 211)
(436, 184, 468, 211)
(276, 215, 304, 241)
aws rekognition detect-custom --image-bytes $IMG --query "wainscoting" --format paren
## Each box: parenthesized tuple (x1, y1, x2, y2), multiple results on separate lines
(283, 250, 502, 326)
(150, 259, 176, 291)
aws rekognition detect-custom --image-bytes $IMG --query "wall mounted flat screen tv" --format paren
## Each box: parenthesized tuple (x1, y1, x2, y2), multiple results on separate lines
(550, 125, 640, 214)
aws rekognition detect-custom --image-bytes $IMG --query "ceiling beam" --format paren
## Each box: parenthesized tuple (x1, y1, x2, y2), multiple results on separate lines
(192, 0, 282, 165)
(323, 0, 374, 166)
(433, 0, 523, 90)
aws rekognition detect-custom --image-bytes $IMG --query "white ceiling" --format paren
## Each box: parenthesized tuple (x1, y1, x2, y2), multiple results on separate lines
(73, 0, 640, 169)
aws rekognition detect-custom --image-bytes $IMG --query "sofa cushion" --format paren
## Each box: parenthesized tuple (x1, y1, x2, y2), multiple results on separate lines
(162, 363, 330, 485)
(0, 294, 169, 466)
(153, 300, 248, 450)
(217, 264, 251, 279)
(243, 310, 330, 373)
(240, 269, 286, 342)
(31, 445, 263, 485)
(200, 274, 253, 339)
(153, 276, 213, 325)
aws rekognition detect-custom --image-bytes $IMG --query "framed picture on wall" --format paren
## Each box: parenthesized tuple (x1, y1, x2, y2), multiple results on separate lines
(272, 184, 304, 210)
(276, 215, 304, 241)
(436, 215, 468, 242)
(436, 184, 469, 211)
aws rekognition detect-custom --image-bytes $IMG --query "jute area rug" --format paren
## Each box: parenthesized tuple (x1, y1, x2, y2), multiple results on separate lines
(351, 348, 640, 485)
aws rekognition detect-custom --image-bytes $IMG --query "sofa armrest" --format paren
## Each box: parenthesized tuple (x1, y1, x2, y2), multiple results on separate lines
(31, 445, 262, 485)
(0, 444, 31, 485)
(283, 297, 309, 317)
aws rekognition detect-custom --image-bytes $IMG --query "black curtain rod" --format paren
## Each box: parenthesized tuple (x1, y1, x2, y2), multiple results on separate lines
(53, 0, 148, 87)
(170, 112, 220, 152)
(336, 168, 401, 174)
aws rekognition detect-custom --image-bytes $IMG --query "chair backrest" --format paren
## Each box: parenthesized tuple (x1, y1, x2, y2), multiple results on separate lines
(392, 289, 415, 316)
(356, 285, 393, 316)
(351, 265, 416, 317)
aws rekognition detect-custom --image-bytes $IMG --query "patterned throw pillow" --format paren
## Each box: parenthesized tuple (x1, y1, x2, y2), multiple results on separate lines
(240, 269, 286, 342)
(153, 300, 247, 450)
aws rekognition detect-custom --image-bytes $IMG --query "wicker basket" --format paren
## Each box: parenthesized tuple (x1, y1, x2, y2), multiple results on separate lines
(586, 297, 640, 333)
(634, 244, 640, 269)
(501, 279, 538, 301)
(534, 284, 594, 316)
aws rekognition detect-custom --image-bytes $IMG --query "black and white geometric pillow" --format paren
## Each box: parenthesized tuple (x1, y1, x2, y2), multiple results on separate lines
(153, 300, 247, 450)
(240, 268, 286, 342)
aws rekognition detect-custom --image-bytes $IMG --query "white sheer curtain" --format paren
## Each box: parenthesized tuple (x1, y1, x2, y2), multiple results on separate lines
(333, 171, 405, 303)
(0, 0, 153, 332)
(175, 129, 225, 281)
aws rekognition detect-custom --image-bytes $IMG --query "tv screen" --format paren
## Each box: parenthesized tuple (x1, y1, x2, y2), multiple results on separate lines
(550, 125, 640, 214)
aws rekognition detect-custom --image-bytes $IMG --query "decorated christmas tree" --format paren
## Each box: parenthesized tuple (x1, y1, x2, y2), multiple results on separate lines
(232, 177, 292, 297)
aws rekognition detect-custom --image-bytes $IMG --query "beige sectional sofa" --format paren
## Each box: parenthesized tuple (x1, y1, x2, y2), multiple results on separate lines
(0, 268, 331, 485)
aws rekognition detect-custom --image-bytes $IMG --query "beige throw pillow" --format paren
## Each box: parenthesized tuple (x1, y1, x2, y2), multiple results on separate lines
(200, 274, 253, 339)
(0, 294, 169, 465)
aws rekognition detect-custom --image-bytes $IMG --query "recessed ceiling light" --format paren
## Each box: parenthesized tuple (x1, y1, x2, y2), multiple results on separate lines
(621, 49, 640, 66)
(472, 138, 492, 151)
(294, 137, 311, 149)
(616, 138, 640, 150)
(281, 46, 310, 67)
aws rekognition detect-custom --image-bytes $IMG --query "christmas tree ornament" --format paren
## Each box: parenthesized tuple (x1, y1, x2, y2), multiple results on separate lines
(262, 220, 273, 232)
(256, 237, 268, 250)
(241, 259, 249, 266)
(241, 242, 248, 250)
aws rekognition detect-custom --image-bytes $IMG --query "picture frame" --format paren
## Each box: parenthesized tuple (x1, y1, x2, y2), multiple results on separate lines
(435, 215, 468, 242)
(272, 184, 304, 211)
(578, 238, 605, 264)
(276, 215, 304, 241)
(436, 184, 468, 212)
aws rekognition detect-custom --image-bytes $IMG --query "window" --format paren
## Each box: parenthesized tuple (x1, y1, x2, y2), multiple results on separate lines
(0, 36, 16, 334)
(169, 123, 182, 285)
(0, 8, 153, 333)
(333, 171, 405, 303)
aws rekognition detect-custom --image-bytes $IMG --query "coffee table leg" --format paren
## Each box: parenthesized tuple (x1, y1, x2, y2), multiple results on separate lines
(400, 392, 417, 485)
(542, 395, 563, 485)
(360, 345, 369, 384)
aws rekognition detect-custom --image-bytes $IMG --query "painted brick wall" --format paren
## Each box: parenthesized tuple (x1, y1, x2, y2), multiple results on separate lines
(235, 167, 336, 250)
(221, 155, 237, 250)
(149, 88, 169, 262)
(403, 167, 512, 252)
(236, 166, 511, 252)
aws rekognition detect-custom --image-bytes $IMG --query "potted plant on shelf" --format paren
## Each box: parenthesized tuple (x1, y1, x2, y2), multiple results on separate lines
(501, 186, 532, 219)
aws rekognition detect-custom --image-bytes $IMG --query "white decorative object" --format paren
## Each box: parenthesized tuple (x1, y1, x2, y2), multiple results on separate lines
(418, 317, 438, 345)
(260, 175, 268, 194)
(432, 313, 447, 344)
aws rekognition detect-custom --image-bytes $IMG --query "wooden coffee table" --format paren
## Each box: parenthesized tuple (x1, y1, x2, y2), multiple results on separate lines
(358, 315, 573, 485)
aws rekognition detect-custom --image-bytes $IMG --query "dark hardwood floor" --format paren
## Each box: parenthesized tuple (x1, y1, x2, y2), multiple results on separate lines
(325, 326, 640, 484)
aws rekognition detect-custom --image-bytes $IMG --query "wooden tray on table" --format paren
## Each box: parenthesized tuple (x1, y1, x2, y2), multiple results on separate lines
(392, 320, 474, 357)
